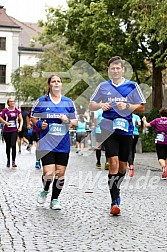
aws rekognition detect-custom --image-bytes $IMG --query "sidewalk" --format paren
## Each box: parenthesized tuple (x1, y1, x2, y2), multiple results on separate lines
(0, 141, 166, 252)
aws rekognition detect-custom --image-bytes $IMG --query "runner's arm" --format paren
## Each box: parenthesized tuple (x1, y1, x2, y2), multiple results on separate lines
(0, 116, 10, 126)
(89, 102, 111, 111)
(18, 113, 23, 132)
(142, 116, 151, 128)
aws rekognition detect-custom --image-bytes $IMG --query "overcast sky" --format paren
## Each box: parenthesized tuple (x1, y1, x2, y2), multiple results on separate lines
(1, 0, 67, 22)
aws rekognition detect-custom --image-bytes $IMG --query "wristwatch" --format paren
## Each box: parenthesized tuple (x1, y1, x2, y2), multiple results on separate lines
(126, 103, 130, 110)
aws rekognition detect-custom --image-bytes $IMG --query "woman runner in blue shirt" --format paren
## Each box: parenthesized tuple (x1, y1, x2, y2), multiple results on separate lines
(128, 113, 141, 177)
(31, 75, 78, 210)
(75, 114, 87, 155)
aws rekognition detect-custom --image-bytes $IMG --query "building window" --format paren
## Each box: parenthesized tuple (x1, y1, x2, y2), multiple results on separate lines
(0, 37, 6, 50)
(0, 65, 6, 84)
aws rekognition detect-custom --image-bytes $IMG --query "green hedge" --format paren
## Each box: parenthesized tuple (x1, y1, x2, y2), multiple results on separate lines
(141, 131, 156, 152)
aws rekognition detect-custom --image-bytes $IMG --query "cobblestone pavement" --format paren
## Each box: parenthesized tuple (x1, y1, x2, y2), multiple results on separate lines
(0, 141, 167, 252)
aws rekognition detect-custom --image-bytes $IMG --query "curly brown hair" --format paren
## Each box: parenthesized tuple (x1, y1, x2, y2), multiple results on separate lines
(159, 107, 167, 117)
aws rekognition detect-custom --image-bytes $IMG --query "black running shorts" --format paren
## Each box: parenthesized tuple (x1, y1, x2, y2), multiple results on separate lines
(76, 132, 87, 143)
(102, 131, 133, 162)
(40, 151, 69, 167)
(156, 143, 167, 160)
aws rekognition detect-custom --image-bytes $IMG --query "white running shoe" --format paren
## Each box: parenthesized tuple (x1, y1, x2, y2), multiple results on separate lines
(37, 190, 48, 204)
(50, 199, 62, 210)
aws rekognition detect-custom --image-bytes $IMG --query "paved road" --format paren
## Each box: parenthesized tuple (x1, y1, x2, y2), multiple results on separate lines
(0, 141, 167, 252)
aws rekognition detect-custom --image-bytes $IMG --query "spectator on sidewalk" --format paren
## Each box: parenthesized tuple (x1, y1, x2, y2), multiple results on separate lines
(128, 113, 141, 177)
(89, 56, 145, 216)
(142, 107, 167, 179)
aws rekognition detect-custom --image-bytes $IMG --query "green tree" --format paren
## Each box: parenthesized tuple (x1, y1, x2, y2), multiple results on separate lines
(38, 0, 167, 109)
(124, 0, 167, 108)
(11, 37, 73, 102)
(11, 65, 44, 102)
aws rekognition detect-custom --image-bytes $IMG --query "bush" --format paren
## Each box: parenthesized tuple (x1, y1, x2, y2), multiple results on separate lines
(141, 131, 156, 152)
(140, 108, 159, 152)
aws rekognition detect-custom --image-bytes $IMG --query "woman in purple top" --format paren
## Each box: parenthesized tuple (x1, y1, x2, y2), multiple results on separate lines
(0, 97, 23, 168)
(142, 107, 167, 179)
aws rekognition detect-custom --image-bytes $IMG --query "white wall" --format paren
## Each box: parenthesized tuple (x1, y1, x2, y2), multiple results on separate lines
(0, 27, 41, 106)
(19, 51, 41, 67)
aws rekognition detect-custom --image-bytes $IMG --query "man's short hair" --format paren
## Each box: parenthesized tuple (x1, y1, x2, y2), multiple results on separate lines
(108, 56, 124, 67)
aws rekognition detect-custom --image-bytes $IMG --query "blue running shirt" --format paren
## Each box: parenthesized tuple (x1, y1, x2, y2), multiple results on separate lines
(94, 109, 103, 134)
(76, 121, 87, 133)
(31, 94, 77, 153)
(132, 114, 141, 135)
(90, 79, 146, 135)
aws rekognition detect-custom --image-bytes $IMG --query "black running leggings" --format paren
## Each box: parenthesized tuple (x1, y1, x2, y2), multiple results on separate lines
(3, 131, 18, 162)
(128, 135, 139, 165)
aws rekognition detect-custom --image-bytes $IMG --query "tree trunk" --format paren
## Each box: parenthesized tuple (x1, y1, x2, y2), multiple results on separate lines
(135, 71, 140, 84)
(152, 61, 163, 109)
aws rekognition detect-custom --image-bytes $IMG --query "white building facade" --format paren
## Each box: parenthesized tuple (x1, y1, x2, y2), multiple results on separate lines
(0, 5, 42, 110)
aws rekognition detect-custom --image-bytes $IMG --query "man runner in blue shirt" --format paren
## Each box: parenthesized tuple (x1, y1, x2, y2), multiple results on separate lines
(89, 56, 146, 215)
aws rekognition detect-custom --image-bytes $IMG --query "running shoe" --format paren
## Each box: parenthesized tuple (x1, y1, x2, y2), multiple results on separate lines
(12, 161, 17, 168)
(37, 190, 48, 204)
(50, 199, 62, 210)
(128, 165, 134, 177)
(96, 163, 101, 169)
(161, 166, 167, 179)
(35, 161, 41, 169)
(26, 145, 31, 151)
(109, 200, 121, 216)
(6, 161, 10, 168)
(104, 162, 109, 170)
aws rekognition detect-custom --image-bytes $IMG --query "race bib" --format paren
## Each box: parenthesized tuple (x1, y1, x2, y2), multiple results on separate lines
(8, 120, 16, 127)
(113, 118, 129, 132)
(49, 123, 67, 136)
(155, 133, 165, 142)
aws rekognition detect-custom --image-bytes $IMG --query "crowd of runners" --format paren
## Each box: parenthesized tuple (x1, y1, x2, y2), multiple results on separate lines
(0, 56, 167, 216)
